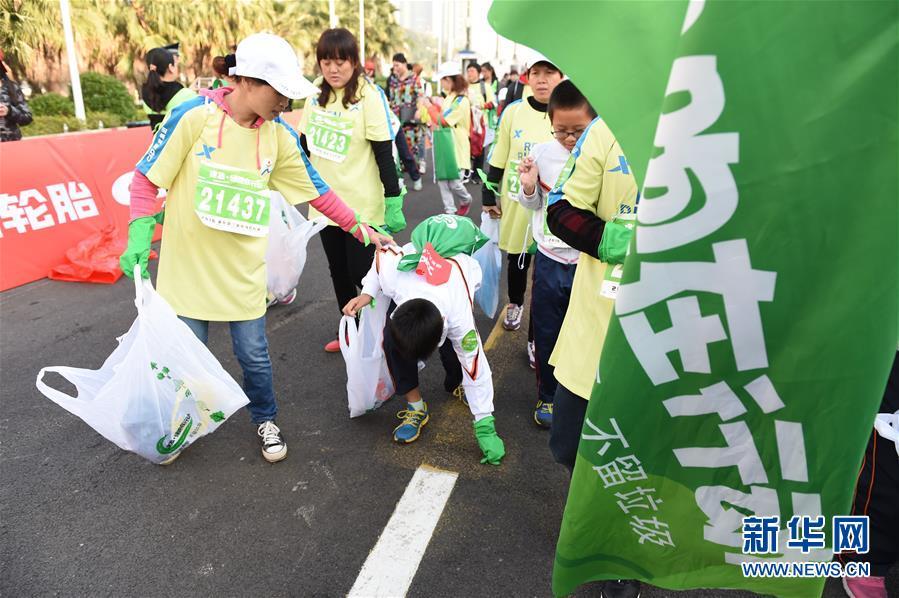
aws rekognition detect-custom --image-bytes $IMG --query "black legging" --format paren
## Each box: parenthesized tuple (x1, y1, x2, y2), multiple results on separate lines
(319, 226, 376, 315)
(507, 252, 531, 306)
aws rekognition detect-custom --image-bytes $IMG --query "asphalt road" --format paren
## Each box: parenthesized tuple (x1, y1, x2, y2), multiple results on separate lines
(1, 174, 895, 598)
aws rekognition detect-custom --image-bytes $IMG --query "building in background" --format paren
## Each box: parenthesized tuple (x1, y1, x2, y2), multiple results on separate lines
(391, 0, 520, 77)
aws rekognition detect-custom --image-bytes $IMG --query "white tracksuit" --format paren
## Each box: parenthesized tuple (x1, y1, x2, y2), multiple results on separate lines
(361, 244, 495, 418)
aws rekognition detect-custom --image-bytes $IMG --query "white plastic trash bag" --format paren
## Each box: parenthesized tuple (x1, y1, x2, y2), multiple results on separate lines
(340, 296, 395, 417)
(472, 217, 502, 319)
(874, 411, 899, 457)
(266, 191, 328, 301)
(35, 266, 250, 464)
(484, 126, 496, 153)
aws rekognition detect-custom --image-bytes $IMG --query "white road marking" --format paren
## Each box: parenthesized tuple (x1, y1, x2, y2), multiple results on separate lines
(347, 464, 459, 598)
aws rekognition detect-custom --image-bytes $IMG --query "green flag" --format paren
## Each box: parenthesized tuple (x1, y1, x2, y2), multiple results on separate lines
(492, 0, 690, 187)
(489, 1, 898, 597)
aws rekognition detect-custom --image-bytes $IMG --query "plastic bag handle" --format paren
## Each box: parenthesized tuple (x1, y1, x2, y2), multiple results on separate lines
(338, 315, 360, 358)
(132, 265, 157, 315)
(301, 217, 328, 243)
(133, 265, 146, 312)
(308, 216, 329, 237)
(874, 412, 899, 457)
(480, 216, 499, 242)
(35, 366, 83, 406)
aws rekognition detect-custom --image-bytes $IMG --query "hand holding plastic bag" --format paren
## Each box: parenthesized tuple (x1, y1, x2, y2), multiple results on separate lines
(35, 266, 250, 464)
(340, 295, 395, 417)
(120, 216, 157, 279)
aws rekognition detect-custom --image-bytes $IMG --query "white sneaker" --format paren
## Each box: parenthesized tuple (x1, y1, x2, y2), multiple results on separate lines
(413, 178, 422, 191)
(528, 340, 536, 370)
(503, 304, 523, 331)
(257, 421, 287, 463)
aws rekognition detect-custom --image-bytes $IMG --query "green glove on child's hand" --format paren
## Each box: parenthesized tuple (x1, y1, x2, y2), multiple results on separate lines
(119, 216, 157, 279)
(597, 219, 634, 265)
(384, 189, 407, 233)
(473, 416, 505, 465)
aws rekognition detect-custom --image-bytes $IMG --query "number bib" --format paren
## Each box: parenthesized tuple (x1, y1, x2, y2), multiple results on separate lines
(542, 210, 569, 249)
(194, 162, 270, 237)
(597, 214, 635, 298)
(506, 158, 521, 200)
(600, 263, 624, 299)
(306, 108, 353, 163)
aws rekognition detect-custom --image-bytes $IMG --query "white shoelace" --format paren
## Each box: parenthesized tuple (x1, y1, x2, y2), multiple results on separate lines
(507, 304, 522, 322)
(257, 421, 282, 446)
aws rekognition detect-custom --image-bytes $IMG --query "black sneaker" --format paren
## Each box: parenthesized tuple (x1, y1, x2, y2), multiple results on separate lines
(602, 580, 640, 598)
(257, 421, 287, 463)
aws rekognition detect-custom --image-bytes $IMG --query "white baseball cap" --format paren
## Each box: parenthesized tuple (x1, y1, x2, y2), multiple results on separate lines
(521, 49, 559, 73)
(231, 33, 319, 100)
(433, 61, 462, 82)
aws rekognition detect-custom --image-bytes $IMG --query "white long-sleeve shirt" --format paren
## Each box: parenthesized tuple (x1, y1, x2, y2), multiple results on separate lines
(517, 140, 580, 264)
(361, 244, 494, 418)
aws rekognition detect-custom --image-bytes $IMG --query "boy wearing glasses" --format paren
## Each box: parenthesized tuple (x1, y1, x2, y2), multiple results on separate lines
(543, 89, 638, 476)
(481, 53, 564, 356)
(539, 80, 641, 598)
(515, 81, 596, 428)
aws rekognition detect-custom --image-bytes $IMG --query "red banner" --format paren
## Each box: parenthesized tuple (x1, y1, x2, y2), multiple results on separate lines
(0, 127, 156, 291)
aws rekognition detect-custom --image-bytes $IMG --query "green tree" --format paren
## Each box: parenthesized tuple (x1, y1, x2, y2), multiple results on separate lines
(1, 0, 406, 91)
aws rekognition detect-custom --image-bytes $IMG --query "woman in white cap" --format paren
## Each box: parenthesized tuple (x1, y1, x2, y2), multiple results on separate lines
(433, 61, 474, 216)
(299, 28, 404, 353)
(119, 32, 391, 464)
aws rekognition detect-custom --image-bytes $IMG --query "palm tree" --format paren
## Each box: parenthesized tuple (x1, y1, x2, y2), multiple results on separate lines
(0, 0, 406, 91)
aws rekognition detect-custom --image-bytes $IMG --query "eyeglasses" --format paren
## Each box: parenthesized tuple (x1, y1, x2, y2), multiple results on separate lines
(552, 128, 586, 141)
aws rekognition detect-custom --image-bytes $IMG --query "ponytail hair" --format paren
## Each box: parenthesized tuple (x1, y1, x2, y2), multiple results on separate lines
(448, 74, 468, 95)
(212, 53, 236, 78)
(142, 47, 175, 112)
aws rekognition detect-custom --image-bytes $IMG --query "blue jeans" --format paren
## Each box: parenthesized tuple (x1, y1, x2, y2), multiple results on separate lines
(531, 252, 576, 405)
(179, 316, 277, 424)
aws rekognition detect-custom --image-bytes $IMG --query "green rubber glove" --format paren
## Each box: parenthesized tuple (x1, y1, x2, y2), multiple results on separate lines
(120, 216, 156, 279)
(473, 416, 505, 465)
(384, 188, 407, 233)
(597, 219, 634, 264)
